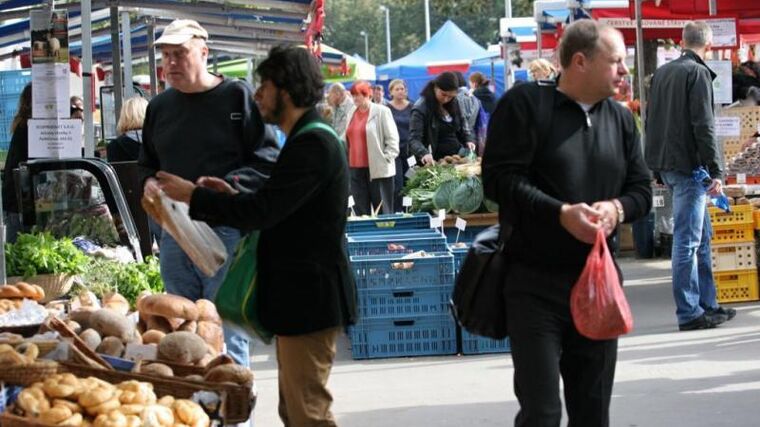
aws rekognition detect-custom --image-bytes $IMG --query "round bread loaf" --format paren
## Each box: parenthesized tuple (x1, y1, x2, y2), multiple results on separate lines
(138, 294, 198, 321)
(203, 364, 254, 385)
(195, 299, 221, 324)
(158, 331, 207, 364)
(103, 292, 130, 316)
(196, 321, 224, 354)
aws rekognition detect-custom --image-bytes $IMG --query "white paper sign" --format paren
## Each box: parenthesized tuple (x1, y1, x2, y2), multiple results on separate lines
(407, 156, 417, 168)
(402, 197, 412, 207)
(707, 18, 738, 48)
(437, 209, 446, 221)
(429, 216, 442, 229)
(455, 217, 467, 231)
(32, 63, 69, 118)
(123, 343, 158, 362)
(29, 118, 83, 159)
(347, 195, 355, 208)
(715, 117, 741, 137)
(653, 195, 665, 208)
(705, 60, 733, 105)
(737, 173, 747, 184)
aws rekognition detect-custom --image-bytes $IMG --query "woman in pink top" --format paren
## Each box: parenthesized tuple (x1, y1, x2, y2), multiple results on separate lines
(342, 81, 400, 215)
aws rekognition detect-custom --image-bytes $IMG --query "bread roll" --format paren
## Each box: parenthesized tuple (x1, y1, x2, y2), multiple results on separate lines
(89, 309, 135, 341)
(141, 330, 166, 345)
(144, 315, 173, 334)
(157, 332, 207, 364)
(195, 299, 221, 324)
(138, 294, 198, 321)
(103, 292, 130, 316)
(203, 364, 254, 386)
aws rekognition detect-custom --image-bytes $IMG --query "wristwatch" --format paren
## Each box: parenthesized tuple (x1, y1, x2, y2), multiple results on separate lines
(612, 199, 625, 224)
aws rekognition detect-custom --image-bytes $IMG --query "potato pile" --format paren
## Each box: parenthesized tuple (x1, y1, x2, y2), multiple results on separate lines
(136, 295, 224, 366)
(11, 374, 210, 427)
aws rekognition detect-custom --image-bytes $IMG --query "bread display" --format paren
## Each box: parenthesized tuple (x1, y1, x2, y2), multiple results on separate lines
(0, 283, 45, 301)
(137, 294, 198, 322)
(157, 332, 207, 365)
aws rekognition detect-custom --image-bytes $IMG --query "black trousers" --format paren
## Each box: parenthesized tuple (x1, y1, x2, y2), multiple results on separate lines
(393, 156, 408, 211)
(506, 264, 618, 427)
(349, 167, 394, 215)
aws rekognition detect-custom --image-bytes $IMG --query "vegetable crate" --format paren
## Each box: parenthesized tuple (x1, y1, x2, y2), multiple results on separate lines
(349, 315, 457, 359)
(444, 225, 487, 246)
(460, 330, 511, 355)
(346, 233, 448, 256)
(357, 285, 453, 319)
(349, 252, 455, 290)
(711, 242, 757, 272)
(448, 245, 469, 277)
(346, 213, 432, 234)
(713, 269, 759, 303)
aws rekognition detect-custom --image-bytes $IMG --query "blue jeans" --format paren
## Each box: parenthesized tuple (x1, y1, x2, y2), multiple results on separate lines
(660, 171, 719, 324)
(159, 226, 250, 366)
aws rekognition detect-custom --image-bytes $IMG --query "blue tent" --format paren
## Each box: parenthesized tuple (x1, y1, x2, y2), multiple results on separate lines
(375, 20, 505, 100)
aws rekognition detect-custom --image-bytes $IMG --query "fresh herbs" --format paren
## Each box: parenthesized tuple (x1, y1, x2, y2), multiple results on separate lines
(5, 232, 91, 278)
(79, 256, 164, 307)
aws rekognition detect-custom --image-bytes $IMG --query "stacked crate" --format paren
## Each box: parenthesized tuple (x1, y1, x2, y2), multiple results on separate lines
(448, 244, 511, 355)
(346, 214, 458, 359)
(0, 70, 32, 151)
(710, 204, 760, 303)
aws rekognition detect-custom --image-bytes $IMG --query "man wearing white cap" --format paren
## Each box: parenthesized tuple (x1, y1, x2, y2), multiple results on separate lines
(139, 19, 279, 368)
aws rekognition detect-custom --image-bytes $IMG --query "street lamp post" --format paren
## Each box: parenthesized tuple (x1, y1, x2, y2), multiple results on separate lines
(380, 5, 391, 63)
(359, 31, 369, 62)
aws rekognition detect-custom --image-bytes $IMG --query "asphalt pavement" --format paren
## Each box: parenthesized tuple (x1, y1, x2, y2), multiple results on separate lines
(249, 256, 760, 427)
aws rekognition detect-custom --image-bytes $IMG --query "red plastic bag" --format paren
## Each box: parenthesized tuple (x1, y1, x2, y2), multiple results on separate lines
(570, 229, 634, 340)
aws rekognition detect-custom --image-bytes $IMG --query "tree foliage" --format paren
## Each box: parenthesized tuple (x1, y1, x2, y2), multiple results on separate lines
(323, 0, 535, 66)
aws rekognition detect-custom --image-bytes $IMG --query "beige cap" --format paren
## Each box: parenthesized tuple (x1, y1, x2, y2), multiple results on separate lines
(155, 19, 208, 46)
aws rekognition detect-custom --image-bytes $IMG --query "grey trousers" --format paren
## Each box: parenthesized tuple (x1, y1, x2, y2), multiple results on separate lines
(349, 167, 394, 215)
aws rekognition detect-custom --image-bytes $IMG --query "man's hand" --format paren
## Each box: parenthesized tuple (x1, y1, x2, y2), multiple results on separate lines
(707, 178, 722, 197)
(421, 154, 435, 166)
(559, 203, 603, 244)
(197, 176, 239, 195)
(156, 171, 196, 203)
(144, 177, 161, 199)
(466, 142, 477, 152)
(591, 200, 619, 237)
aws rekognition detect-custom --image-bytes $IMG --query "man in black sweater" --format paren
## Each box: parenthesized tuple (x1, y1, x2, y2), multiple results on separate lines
(482, 21, 651, 427)
(157, 46, 355, 427)
(139, 19, 279, 368)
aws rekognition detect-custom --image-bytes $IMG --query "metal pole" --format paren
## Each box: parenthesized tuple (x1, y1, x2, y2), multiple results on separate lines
(503, 36, 512, 93)
(709, 0, 717, 15)
(382, 6, 391, 63)
(537, 28, 543, 59)
(146, 18, 157, 97)
(635, 0, 646, 139)
(109, 7, 122, 121)
(424, 0, 431, 41)
(82, 0, 94, 156)
(121, 11, 134, 99)
(360, 31, 369, 62)
(505, 0, 512, 19)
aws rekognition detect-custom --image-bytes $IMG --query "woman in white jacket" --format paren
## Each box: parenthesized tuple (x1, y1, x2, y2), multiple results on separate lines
(342, 81, 400, 214)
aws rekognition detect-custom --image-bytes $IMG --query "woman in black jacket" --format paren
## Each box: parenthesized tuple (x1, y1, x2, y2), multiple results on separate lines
(409, 72, 475, 166)
(107, 96, 148, 162)
(469, 71, 497, 114)
(2, 83, 31, 243)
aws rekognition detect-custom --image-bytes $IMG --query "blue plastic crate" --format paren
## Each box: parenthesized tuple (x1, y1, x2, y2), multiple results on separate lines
(346, 229, 441, 239)
(448, 244, 469, 276)
(358, 285, 453, 318)
(350, 252, 455, 290)
(461, 329, 511, 354)
(347, 234, 448, 256)
(349, 315, 457, 359)
(0, 384, 22, 414)
(0, 70, 32, 94)
(444, 225, 488, 246)
(346, 213, 432, 233)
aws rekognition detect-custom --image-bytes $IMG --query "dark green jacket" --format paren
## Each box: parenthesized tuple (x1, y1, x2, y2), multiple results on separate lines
(190, 109, 356, 335)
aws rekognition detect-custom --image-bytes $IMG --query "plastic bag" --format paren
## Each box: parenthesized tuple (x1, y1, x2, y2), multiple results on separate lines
(692, 166, 730, 212)
(141, 191, 227, 277)
(570, 229, 633, 340)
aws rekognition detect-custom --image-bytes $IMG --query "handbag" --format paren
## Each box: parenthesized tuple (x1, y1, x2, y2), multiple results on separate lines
(214, 120, 341, 344)
(450, 224, 511, 340)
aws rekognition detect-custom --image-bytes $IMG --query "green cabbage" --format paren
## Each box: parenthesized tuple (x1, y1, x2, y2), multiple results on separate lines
(450, 177, 483, 214)
(433, 179, 461, 212)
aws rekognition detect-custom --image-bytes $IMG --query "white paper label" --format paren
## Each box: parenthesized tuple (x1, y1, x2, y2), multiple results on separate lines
(123, 343, 158, 362)
(28, 118, 83, 159)
(405, 168, 416, 179)
(402, 197, 412, 207)
(653, 195, 665, 207)
(737, 173, 747, 184)
(407, 156, 417, 168)
(715, 117, 741, 137)
(347, 195, 355, 208)
(438, 209, 446, 221)
(430, 217, 442, 229)
(455, 217, 467, 231)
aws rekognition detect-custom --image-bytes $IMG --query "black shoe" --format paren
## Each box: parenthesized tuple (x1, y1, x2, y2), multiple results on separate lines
(706, 306, 737, 321)
(678, 313, 727, 331)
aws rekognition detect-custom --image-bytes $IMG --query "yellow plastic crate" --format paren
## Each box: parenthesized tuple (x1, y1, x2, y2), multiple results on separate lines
(711, 222, 755, 244)
(713, 269, 760, 303)
(711, 242, 757, 272)
(709, 204, 754, 227)
(754, 210, 760, 230)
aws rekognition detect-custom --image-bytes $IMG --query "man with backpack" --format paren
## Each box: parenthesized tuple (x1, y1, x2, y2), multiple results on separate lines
(482, 21, 651, 426)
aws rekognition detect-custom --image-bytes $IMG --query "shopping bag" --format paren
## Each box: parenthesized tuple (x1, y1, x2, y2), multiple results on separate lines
(214, 232, 274, 344)
(570, 229, 633, 340)
(450, 225, 509, 340)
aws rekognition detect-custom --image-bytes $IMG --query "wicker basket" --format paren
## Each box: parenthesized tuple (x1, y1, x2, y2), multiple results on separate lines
(7, 274, 75, 303)
(58, 362, 254, 423)
(0, 340, 59, 357)
(138, 359, 205, 377)
(0, 361, 58, 386)
(0, 413, 53, 427)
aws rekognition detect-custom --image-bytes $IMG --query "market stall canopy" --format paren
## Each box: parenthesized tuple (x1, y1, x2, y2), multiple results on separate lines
(376, 20, 505, 99)
(0, 0, 318, 64)
(319, 44, 375, 83)
(500, 17, 559, 50)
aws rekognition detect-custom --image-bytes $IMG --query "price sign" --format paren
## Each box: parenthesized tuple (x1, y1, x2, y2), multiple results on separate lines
(653, 195, 665, 208)
(455, 217, 467, 231)
(737, 173, 747, 184)
(407, 156, 417, 168)
(348, 196, 355, 208)
(402, 197, 412, 207)
(430, 217, 442, 229)
(124, 344, 158, 361)
(438, 209, 446, 221)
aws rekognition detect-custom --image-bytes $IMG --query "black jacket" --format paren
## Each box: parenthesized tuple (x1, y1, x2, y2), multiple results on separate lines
(189, 109, 356, 336)
(2, 123, 27, 213)
(408, 97, 473, 160)
(645, 50, 723, 179)
(473, 86, 497, 114)
(482, 81, 652, 277)
(107, 131, 141, 162)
